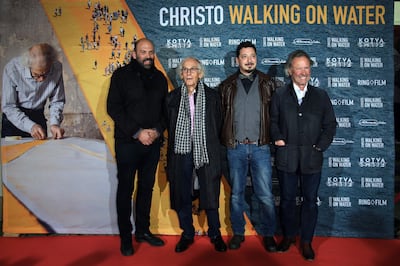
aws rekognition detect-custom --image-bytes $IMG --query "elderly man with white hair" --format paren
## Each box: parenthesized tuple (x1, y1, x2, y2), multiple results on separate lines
(2, 43, 65, 140)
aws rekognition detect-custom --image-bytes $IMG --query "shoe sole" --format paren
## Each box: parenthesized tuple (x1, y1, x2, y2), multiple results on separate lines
(277, 247, 291, 253)
(175, 241, 194, 253)
(228, 236, 244, 249)
(228, 241, 244, 249)
(120, 247, 134, 256)
(135, 238, 165, 246)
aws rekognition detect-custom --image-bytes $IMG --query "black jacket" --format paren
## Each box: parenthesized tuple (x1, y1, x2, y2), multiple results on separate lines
(270, 83, 337, 174)
(107, 60, 168, 143)
(166, 84, 224, 210)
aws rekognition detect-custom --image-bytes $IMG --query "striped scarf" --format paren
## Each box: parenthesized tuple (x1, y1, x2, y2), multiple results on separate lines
(174, 81, 209, 169)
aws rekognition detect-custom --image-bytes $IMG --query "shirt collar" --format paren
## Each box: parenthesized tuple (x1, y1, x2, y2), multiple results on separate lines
(293, 83, 308, 99)
(24, 66, 33, 79)
(238, 71, 256, 81)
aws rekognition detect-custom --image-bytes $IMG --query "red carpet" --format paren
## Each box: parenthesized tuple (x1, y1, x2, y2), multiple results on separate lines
(0, 235, 399, 266)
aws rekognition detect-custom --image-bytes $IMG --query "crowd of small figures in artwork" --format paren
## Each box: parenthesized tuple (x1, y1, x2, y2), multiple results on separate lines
(57, 1, 139, 76)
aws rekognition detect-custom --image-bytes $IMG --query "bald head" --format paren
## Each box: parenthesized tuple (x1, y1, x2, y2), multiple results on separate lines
(133, 38, 155, 69)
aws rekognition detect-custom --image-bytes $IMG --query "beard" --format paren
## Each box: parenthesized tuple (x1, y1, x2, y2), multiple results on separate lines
(139, 58, 154, 69)
(243, 63, 255, 73)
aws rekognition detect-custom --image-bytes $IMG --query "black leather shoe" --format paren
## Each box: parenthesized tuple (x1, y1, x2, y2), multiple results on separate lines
(228, 235, 244, 249)
(211, 235, 227, 252)
(175, 236, 194, 253)
(135, 232, 165, 246)
(301, 242, 315, 261)
(263, 236, 277, 252)
(277, 237, 296, 252)
(120, 240, 134, 256)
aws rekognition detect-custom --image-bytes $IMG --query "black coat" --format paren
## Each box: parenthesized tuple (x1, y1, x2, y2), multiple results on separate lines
(166, 85, 224, 210)
(270, 84, 337, 174)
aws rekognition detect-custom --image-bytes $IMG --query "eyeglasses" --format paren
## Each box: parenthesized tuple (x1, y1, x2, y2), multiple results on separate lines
(31, 69, 49, 81)
(181, 67, 199, 73)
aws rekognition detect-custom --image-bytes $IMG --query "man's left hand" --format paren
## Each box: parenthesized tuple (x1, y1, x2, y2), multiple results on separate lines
(50, 125, 65, 139)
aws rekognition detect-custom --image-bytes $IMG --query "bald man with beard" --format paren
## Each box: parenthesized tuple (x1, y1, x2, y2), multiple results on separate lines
(107, 38, 168, 256)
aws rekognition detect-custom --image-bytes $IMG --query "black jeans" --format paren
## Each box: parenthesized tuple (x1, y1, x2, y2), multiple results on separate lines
(114, 139, 161, 239)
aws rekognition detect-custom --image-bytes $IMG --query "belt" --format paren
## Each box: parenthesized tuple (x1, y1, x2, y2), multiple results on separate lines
(237, 138, 258, 145)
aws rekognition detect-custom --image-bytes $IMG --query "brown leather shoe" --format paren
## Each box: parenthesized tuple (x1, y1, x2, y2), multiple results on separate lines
(301, 242, 315, 261)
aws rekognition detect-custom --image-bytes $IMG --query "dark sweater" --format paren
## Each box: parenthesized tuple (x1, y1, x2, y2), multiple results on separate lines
(107, 60, 168, 142)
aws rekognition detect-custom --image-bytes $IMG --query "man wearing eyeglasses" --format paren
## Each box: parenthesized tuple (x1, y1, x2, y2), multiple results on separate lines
(1, 43, 65, 140)
(166, 57, 227, 253)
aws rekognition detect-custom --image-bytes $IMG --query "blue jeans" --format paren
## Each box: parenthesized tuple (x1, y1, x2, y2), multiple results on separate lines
(227, 144, 276, 236)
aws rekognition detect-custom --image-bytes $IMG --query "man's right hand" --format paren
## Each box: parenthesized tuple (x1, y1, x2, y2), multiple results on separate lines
(274, 139, 286, 146)
(31, 124, 47, 140)
(138, 129, 158, 145)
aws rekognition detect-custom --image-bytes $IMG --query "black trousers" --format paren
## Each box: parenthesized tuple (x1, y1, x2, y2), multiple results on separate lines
(177, 153, 221, 239)
(278, 170, 321, 243)
(114, 139, 161, 239)
(1, 108, 46, 137)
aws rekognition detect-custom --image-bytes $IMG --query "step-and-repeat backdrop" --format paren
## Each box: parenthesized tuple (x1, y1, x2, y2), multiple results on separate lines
(128, 0, 394, 238)
(1, 0, 394, 238)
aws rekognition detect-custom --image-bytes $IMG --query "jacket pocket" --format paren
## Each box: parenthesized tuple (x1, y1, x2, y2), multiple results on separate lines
(307, 147, 323, 171)
(275, 145, 289, 169)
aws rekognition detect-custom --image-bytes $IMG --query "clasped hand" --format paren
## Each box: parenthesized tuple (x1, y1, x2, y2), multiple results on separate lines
(138, 128, 159, 145)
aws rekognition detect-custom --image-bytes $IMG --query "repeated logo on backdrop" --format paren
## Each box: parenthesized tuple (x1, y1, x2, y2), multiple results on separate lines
(128, 0, 394, 238)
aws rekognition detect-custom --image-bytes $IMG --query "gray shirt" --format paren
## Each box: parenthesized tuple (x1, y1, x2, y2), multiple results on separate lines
(2, 57, 65, 133)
